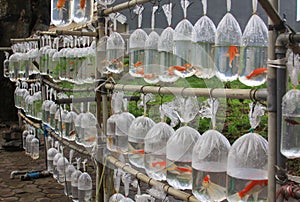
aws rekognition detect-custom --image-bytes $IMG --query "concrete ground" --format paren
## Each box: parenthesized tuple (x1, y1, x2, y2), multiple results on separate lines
(0, 121, 72, 202)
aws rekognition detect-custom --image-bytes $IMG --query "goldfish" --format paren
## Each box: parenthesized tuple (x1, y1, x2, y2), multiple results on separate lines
(152, 161, 166, 168)
(169, 163, 192, 173)
(131, 149, 144, 154)
(56, 0, 66, 9)
(245, 68, 267, 79)
(85, 135, 96, 142)
(168, 66, 187, 75)
(135, 67, 144, 75)
(144, 73, 156, 80)
(200, 175, 227, 201)
(183, 63, 192, 68)
(227, 179, 268, 202)
(133, 61, 143, 67)
(56, 0, 67, 19)
(224, 45, 239, 68)
(285, 118, 300, 125)
(76, 0, 86, 15)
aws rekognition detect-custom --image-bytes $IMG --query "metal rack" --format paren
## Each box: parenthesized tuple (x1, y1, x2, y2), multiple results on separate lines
(12, 0, 300, 201)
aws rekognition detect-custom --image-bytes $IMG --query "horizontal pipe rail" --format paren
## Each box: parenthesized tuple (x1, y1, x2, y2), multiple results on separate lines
(18, 112, 41, 129)
(42, 78, 95, 93)
(55, 30, 98, 37)
(102, 0, 152, 15)
(106, 156, 199, 202)
(10, 38, 39, 43)
(104, 83, 268, 100)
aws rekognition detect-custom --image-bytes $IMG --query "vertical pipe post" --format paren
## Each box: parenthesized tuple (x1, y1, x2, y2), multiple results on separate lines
(95, 7, 105, 201)
(267, 0, 278, 200)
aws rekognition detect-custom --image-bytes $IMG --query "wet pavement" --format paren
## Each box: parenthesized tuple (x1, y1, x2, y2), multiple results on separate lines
(0, 122, 72, 202)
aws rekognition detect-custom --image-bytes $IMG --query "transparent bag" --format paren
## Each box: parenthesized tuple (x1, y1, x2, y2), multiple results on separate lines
(192, 0, 216, 79)
(144, 104, 175, 181)
(192, 98, 230, 201)
(227, 103, 268, 202)
(215, 0, 242, 82)
(129, 5, 148, 78)
(239, 0, 268, 86)
(173, 0, 195, 78)
(158, 3, 178, 83)
(143, 6, 160, 84)
(128, 94, 155, 168)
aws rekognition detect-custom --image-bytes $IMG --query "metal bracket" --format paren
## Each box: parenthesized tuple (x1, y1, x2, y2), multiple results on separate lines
(268, 58, 287, 69)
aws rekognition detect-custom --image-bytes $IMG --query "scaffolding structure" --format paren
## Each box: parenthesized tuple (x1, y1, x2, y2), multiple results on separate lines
(11, 0, 300, 201)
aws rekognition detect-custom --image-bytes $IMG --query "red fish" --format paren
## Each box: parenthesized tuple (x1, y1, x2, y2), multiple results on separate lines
(246, 68, 267, 79)
(135, 67, 144, 75)
(132, 149, 144, 154)
(80, 0, 86, 9)
(152, 161, 166, 168)
(201, 175, 227, 201)
(144, 73, 156, 80)
(168, 65, 187, 75)
(175, 166, 192, 173)
(226, 45, 239, 67)
(183, 63, 192, 68)
(228, 179, 268, 201)
(56, 0, 66, 9)
(134, 61, 143, 67)
(285, 118, 300, 125)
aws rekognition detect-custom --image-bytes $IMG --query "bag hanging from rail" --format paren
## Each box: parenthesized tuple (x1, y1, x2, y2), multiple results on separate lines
(192, 0, 216, 79)
(238, 0, 268, 87)
(215, 0, 242, 82)
(227, 102, 268, 202)
(192, 98, 230, 201)
(281, 50, 300, 159)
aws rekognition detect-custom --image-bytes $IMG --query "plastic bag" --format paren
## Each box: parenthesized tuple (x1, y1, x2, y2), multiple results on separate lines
(215, 0, 242, 82)
(239, 0, 268, 86)
(281, 89, 300, 159)
(192, 0, 216, 79)
(143, 7, 159, 84)
(129, 5, 148, 78)
(173, 0, 195, 78)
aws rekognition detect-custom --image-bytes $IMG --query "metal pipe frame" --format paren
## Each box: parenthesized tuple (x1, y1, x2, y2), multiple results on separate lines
(104, 83, 268, 101)
(102, 0, 153, 15)
(106, 155, 199, 202)
(55, 30, 98, 37)
(10, 38, 40, 43)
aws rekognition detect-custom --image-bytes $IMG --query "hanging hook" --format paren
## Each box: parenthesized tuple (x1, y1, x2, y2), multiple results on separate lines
(180, 87, 187, 97)
(158, 86, 164, 106)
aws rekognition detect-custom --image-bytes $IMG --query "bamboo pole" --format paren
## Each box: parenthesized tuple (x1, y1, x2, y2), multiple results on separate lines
(55, 30, 98, 37)
(102, 0, 153, 15)
(106, 156, 199, 202)
(262, 0, 279, 200)
(42, 78, 95, 93)
(0, 47, 12, 51)
(18, 112, 41, 129)
(36, 31, 57, 37)
(10, 38, 39, 43)
(104, 83, 268, 101)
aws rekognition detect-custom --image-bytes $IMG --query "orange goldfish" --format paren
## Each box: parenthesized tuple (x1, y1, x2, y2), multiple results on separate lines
(225, 45, 239, 68)
(245, 68, 267, 79)
(56, 0, 66, 9)
(152, 161, 166, 168)
(76, 0, 86, 15)
(131, 149, 144, 154)
(134, 61, 143, 67)
(168, 65, 187, 75)
(144, 73, 156, 80)
(285, 118, 300, 125)
(184, 63, 192, 68)
(85, 135, 96, 142)
(201, 175, 227, 201)
(80, 0, 86, 9)
(228, 179, 268, 201)
(135, 67, 144, 75)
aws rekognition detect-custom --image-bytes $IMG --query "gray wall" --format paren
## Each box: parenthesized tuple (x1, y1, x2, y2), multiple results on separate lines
(114, 0, 299, 33)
